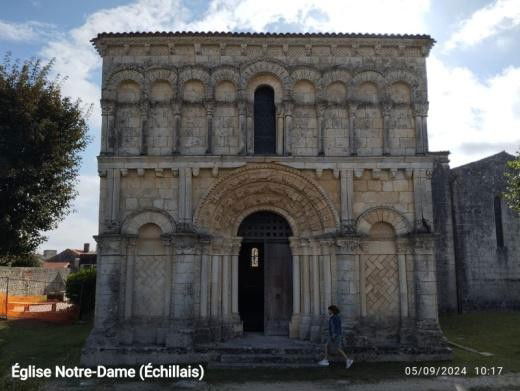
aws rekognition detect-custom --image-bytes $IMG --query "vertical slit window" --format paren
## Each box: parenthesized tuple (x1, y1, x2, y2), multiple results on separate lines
(494, 195, 504, 249)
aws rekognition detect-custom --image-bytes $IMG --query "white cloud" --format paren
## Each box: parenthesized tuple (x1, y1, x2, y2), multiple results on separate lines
(192, 0, 430, 33)
(428, 56, 520, 166)
(39, 175, 100, 253)
(445, 0, 520, 51)
(0, 20, 56, 42)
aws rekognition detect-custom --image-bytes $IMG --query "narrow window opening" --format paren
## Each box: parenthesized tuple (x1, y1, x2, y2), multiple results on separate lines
(494, 195, 504, 249)
(251, 247, 259, 268)
(254, 86, 276, 154)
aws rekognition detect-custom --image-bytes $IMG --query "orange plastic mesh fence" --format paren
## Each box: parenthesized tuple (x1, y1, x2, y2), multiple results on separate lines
(0, 293, 79, 323)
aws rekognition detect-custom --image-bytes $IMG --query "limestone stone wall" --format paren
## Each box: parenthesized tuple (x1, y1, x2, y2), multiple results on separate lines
(450, 152, 520, 310)
(95, 33, 432, 159)
(85, 33, 452, 364)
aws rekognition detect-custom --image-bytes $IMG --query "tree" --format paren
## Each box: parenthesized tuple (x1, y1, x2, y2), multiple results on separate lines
(0, 254, 42, 267)
(0, 55, 89, 262)
(504, 151, 520, 213)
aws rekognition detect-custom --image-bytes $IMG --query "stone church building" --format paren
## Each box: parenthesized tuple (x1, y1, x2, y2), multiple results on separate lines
(83, 31, 457, 365)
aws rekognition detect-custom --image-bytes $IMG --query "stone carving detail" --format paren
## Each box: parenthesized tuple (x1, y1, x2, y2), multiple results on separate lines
(194, 163, 339, 236)
(364, 254, 399, 317)
(133, 253, 167, 317)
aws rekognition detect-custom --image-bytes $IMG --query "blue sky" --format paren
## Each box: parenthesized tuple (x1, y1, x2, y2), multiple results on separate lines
(1, 0, 519, 251)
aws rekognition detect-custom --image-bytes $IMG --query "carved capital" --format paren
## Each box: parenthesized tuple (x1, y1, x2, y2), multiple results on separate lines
(100, 99, 115, 115)
(413, 102, 429, 116)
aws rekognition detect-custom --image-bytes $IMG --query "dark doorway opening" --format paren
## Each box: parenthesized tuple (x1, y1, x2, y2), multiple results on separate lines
(254, 86, 276, 155)
(238, 211, 293, 335)
(238, 242, 264, 332)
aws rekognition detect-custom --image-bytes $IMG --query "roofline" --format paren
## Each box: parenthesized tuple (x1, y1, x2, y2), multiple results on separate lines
(452, 151, 515, 170)
(91, 31, 435, 55)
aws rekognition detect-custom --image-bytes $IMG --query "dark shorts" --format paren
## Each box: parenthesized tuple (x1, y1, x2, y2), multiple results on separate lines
(326, 335, 343, 350)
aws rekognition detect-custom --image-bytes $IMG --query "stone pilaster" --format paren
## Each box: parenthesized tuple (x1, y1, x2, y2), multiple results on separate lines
(413, 102, 429, 154)
(100, 99, 115, 155)
(382, 102, 392, 155)
(178, 167, 193, 231)
(205, 100, 214, 154)
(340, 169, 355, 233)
(317, 102, 326, 156)
(139, 100, 149, 155)
(238, 100, 246, 154)
(348, 102, 357, 155)
(172, 100, 182, 154)
(276, 104, 284, 155)
(283, 100, 293, 155)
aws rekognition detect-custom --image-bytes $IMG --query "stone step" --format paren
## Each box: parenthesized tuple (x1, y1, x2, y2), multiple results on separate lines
(219, 353, 320, 364)
(195, 346, 322, 355)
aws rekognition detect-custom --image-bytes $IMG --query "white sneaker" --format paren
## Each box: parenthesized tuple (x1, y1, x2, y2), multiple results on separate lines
(346, 359, 354, 369)
(318, 359, 329, 366)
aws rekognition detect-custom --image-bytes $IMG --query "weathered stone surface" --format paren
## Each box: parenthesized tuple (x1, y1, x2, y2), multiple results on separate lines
(83, 32, 454, 366)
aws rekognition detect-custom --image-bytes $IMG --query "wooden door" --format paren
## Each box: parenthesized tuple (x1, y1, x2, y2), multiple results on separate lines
(264, 241, 292, 335)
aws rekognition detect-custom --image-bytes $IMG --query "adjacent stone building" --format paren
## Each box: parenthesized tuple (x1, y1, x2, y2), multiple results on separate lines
(434, 152, 520, 312)
(82, 32, 452, 365)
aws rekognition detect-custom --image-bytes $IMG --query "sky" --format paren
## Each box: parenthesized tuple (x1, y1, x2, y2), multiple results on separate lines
(1, 0, 519, 252)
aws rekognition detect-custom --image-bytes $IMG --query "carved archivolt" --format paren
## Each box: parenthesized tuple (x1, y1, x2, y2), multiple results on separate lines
(356, 207, 411, 236)
(240, 60, 291, 100)
(384, 70, 423, 103)
(349, 70, 386, 102)
(145, 67, 178, 99)
(290, 67, 322, 98)
(194, 164, 339, 237)
(121, 208, 176, 235)
(104, 68, 145, 100)
(179, 66, 211, 99)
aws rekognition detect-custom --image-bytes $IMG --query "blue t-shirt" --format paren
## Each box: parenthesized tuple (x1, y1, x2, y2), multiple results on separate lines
(328, 314, 342, 337)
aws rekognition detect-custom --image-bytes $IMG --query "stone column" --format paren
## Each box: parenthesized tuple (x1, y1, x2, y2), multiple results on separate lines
(396, 238, 414, 345)
(413, 102, 428, 154)
(317, 102, 326, 156)
(139, 100, 149, 155)
(205, 100, 214, 154)
(382, 102, 392, 155)
(93, 234, 124, 332)
(413, 168, 425, 232)
(309, 240, 322, 342)
(276, 104, 284, 155)
(246, 103, 254, 154)
(413, 235, 444, 347)
(173, 100, 182, 154)
(348, 102, 357, 155)
(283, 100, 293, 155)
(104, 168, 121, 233)
(100, 99, 115, 155)
(162, 236, 173, 319)
(178, 167, 193, 231)
(335, 237, 362, 331)
(289, 237, 301, 338)
(123, 236, 137, 321)
(238, 101, 246, 154)
(299, 239, 311, 340)
(340, 169, 355, 233)
(199, 242, 211, 320)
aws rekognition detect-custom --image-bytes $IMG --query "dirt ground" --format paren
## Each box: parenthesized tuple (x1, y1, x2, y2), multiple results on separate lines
(40, 373, 520, 391)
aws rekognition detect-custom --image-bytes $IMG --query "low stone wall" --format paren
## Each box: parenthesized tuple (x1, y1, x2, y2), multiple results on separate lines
(0, 267, 71, 296)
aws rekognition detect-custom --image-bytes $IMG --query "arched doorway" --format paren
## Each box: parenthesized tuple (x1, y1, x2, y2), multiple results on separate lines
(238, 211, 293, 335)
(254, 86, 276, 154)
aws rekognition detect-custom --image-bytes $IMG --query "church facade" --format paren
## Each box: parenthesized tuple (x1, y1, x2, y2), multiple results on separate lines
(83, 32, 451, 365)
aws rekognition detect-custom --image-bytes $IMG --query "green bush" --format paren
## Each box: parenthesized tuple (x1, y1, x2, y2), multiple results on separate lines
(65, 268, 96, 315)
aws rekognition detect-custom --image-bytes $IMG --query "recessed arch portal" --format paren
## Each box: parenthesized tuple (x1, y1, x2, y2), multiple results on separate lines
(237, 211, 293, 335)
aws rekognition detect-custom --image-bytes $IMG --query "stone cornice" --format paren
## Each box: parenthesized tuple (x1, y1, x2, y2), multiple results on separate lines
(92, 31, 435, 58)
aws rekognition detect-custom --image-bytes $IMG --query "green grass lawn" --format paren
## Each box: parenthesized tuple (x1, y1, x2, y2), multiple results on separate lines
(0, 320, 91, 390)
(0, 311, 519, 389)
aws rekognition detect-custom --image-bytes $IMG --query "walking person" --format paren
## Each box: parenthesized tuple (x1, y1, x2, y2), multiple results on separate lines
(318, 305, 354, 368)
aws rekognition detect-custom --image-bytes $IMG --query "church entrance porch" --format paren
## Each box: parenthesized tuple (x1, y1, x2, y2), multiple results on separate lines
(238, 212, 293, 336)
